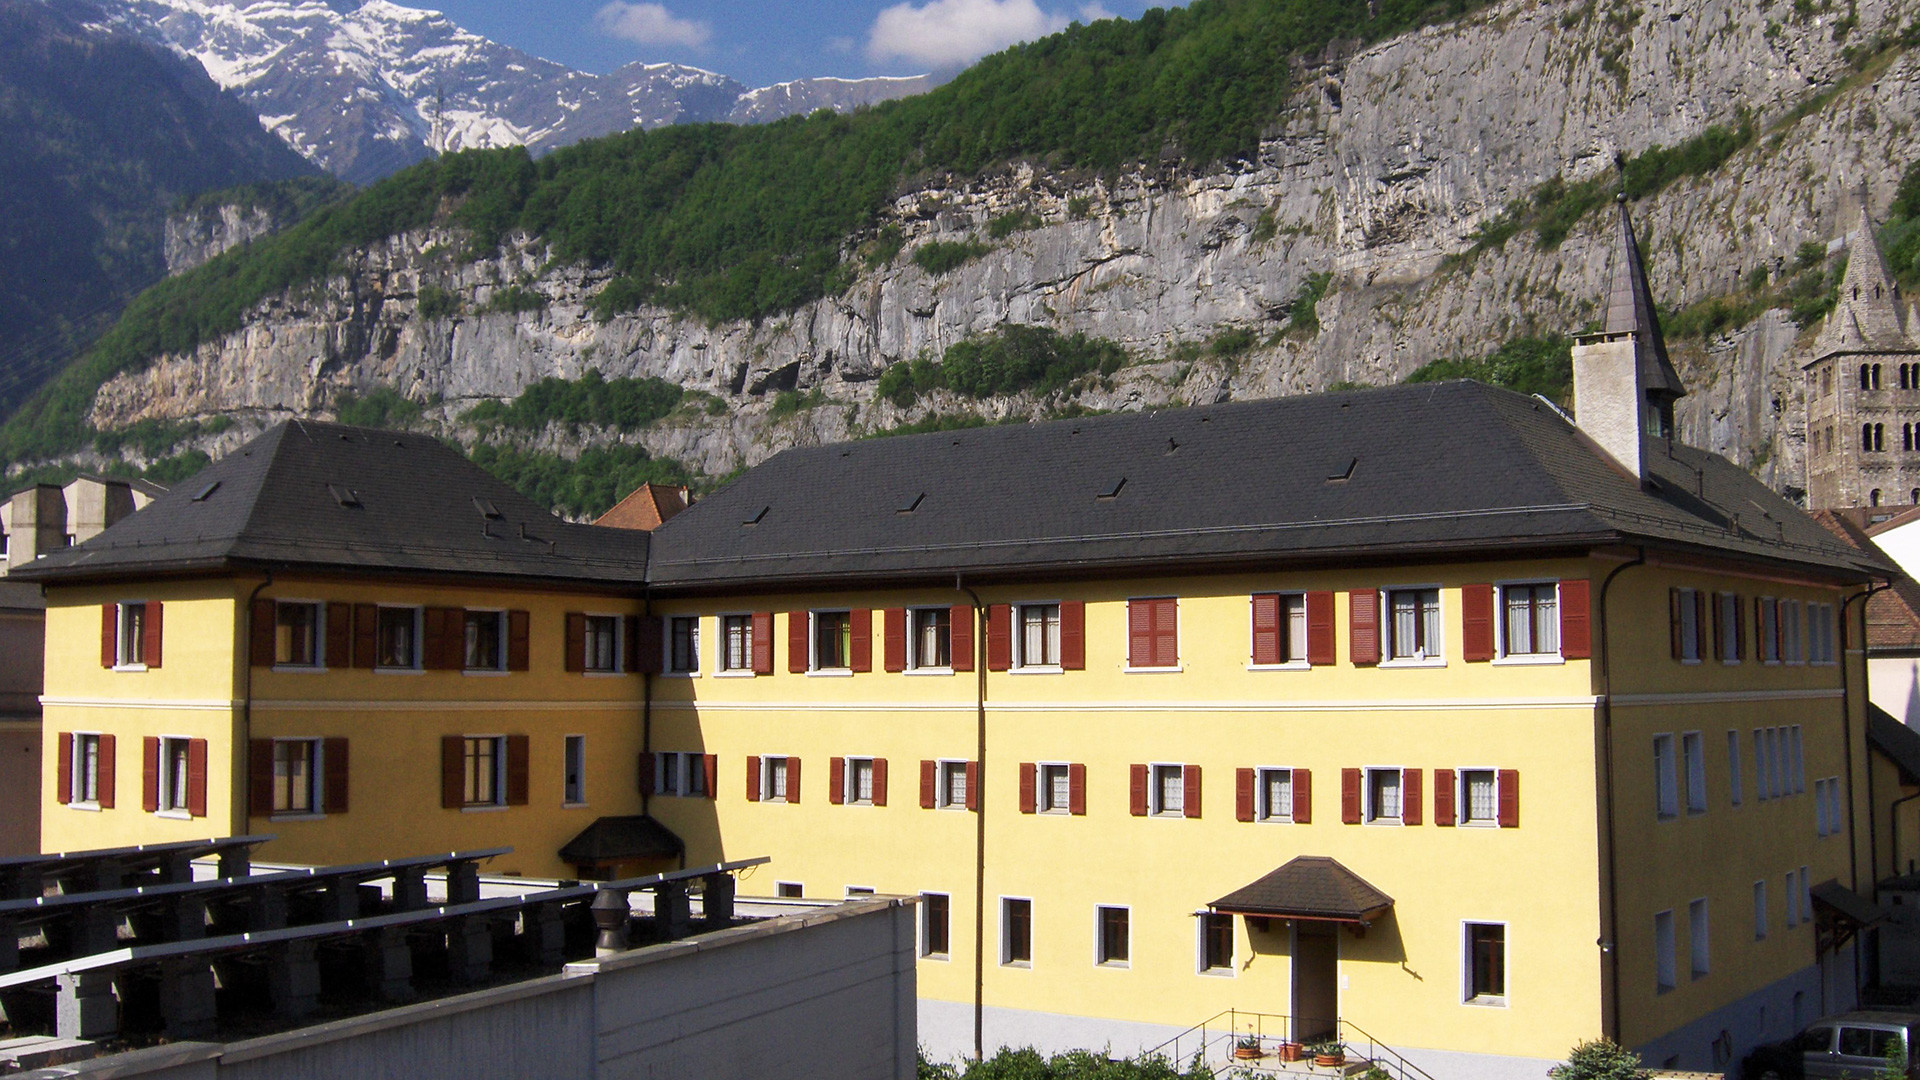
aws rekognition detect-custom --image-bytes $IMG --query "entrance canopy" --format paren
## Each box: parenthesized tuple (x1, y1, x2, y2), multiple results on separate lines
(559, 815, 685, 867)
(1811, 879, 1885, 954)
(1209, 855, 1393, 926)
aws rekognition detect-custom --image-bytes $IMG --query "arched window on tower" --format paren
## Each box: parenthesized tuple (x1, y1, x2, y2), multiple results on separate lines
(1865, 423, 1876, 451)
(1872, 489, 1883, 506)
(1874, 364, 1884, 389)
(1903, 424, 1912, 452)
(1824, 366, 1833, 395)
(1877, 423, 1887, 450)
(1864, 364, 1874, 390)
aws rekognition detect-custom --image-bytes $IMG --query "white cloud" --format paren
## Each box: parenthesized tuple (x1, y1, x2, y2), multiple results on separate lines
(866, 0, 1067, 68)
(593, 2, 711, 48)
(1077, 3, 1116, 22)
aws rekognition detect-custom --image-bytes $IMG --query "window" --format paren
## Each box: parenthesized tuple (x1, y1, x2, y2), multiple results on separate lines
(564, 736, 586, 804)
(1200, 912, 1234, 973)
(922, 893, 951, 958)
(1251, 593, 1308, 665)
(1461, 769, 1498, 825)
(1838, 1027, 1907, 1064)
(1385, 588, 1442, 661)
(1153, 763, 1185, 817)
(1501, 583, 1559, 656)
(1758, 599, 1781, 663)
(776, 882, 803, 898)
(1465, 923, 1506, 1003)
(275, 602, 321, 666)
(812, 610, 852, 670)
(1097, 906, 1130, 966)
(668, 616, 699, 673)
(1689, 898, 1710, 979)
(763, 755, 792, 801)
(721, 614, 753, 672)
(160, 737, 192, 813)
(1809, 603, 1837, 663)
(910, 607, 952, 669)
(1786, 870, 1800, 928)
(939, 759, 969, 809)
(1718, 593, 1742, 662)
(1127, 597, 1178, 668)
(1674, 588, 1703, 662)
(463, 610, 504, 671)
(848, 757, 877, 804)
(273, 739, 319, 814)
(1041, 763, 1072, 813)
(116, 602, 150, 667)
(1791, 727, 1806, 793)
(1781, 600, 1805, 664)
(72, 732, 102, 805)
(1655, 909, 1677, 992)
(1003, 898, 1033, 965)
(1727, 731, 1744, 807)
(1367, 767, 1404, 823)
(1016, 603, 1061, 667)
(1816, 777, 1845, 838)
(377, 607, 421, 669)
(1682, 732, 1707, 814)
(1654, 735, 1679, 820)
(1754, 880, 1769, 940)
(583, 615, 619, 673)
(846, 886, 875, 897)
(1259, 768, 1294, 822)
(463, 736, 504, 806)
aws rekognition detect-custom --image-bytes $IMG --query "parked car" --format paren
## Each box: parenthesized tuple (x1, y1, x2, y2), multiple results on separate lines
(1745, 1012, 1920, 1080)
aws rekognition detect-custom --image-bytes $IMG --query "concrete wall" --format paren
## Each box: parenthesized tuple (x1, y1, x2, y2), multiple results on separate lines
(17, 898, 917, 1080)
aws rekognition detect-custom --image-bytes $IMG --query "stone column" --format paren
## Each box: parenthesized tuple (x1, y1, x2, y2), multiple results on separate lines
(657, 882, 691, 941)
(522, 903, 565, 966)
(364, 926, 415, 1001)
(445, 916, 493, 984)
(701, 873, 735, 925)
(56, 971, 118, 1040)
(218, 847, 252, 880)
(159, 958, 217, 1039)
(445, 861, 480, 904)
(268, 941, 320, 1021)
(391, 868, 428, 910)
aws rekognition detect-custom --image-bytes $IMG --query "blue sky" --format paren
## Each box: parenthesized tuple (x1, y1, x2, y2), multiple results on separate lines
(425, 0, 1173, 88)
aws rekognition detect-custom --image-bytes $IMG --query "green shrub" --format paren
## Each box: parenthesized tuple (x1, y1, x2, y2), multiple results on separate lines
(913, 239, 993, 276)
(417, 284, 462, 318)
(987, 210, 1043, 239)
(467, 441, 693, 519)
(1289, 272, 1333, 333)
(480, 285, 547, 314)
(1404, 335, 1572, 403)
(459, 370, 682, 432)
(917, 1047, 1209, 1079)
(880, 325, 1130, 407)
(1547, 1039, 1648, 1080)
(1067, 196, 1093, 220)
(336, 386, 426, 429)
(769, 388, 825, 418)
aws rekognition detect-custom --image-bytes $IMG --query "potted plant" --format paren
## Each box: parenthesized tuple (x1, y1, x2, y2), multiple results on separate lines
(1277, 1040, 1306, 1063)
(1235, 1035, 1265, 1060)
(1309, 1041, 1346, 1068)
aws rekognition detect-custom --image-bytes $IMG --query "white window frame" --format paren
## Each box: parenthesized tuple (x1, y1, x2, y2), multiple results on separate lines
(563, 734, 586, 806)
(1038, 761, 1072, 814)
(775, 881, 804, 899)
(1654, 909, 1677, 992)
(1011, 601, 1064, 672)
(1461, 920, 1509, 1007)
(845, 756, 877, 806)
(156, 735, 193, 818)
(1654, 734, 1679, 821)
(1754, 880, 1769, 940)
(1458, 767, 1500, 827)
(1256, 766, 1295, 823)
(581, 613, 624, 676)
(1682, 731, 1707, 815)
(1364, 766, 1407, 825)
(70, 731, 103, 809)
(937, 758, 970, 810)
(374, 605, 424, 673)
(114, 600, 150, 671)
(808, 609, 854, 675)
(1494, 580, 1562, 663)
(664, 614, 701, 676)
(845, 886, 876, 898)
(906, 607, 955, 673)
(1248, 592, 1310, 670)
(921, 891, 951, 960)
(1810, 602, 1838, 665)
(1380, 586, 1444, 666)
(716, 612, 755, 676)
(270, 737, 324, 819)
(1150, 761, 1187, 818)
(271, 599, 327, 671)
(1094, 904, 1130, 968)
(461, 607, 508, 674)
(462, 734, 508, 810)
(1727, 731, 1744, 807)
(1001, 896, 1034, 967)
(1689, 898, 1710, 980)
(1196, 910, 1236, 977)
(760, 755, 793, 803)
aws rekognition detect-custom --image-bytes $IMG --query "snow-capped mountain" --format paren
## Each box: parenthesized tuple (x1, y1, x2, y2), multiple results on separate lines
(92, 0, 935, 185)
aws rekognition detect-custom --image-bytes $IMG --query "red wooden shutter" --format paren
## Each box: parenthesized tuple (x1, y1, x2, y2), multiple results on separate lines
(634, 616, 665, 675)
(1294, 769, 1313, 823)
(1693, 591, 1708, 660)
(1461, 584, 1494, 662)
(1498, 769, 1520, 827)
(251, 599, 277, 667)
(1710, 593, 1725, 661)
(964, 761, 977, 811)
(751, 612, 773, 673)
(185, 738, 207, 817)
(424, 608, 457, 670)
(849, 609, 873, 673)
(1128, 600, 1151, 667)
(325, 603, 351, 668)
(441, 736, 464, 808)
(1183, 764, 1202, 819)
(788, 756, 802, 804)
(987, 605, 1012, 671)
(1307, 591, 1335, 665)
(1069, 763, 1087, 815)
(638, 752, 656, 796)
(1019, 762, 1037, 813)
(1236, 768, 1255, 821)
(323, 737, 349, 813)
(872, 758, 888, 806)
(101, 605, 117, 668)
(96, 734, 116, 809)
(920, 760, 937, 809)
(1251, 594, 1281, 665)
(830, 757, 846, 804)
(1129, 763, 1149, 816)
(1060, 600, 1086, 670)
(56, 733, 73, 804)
(1340, 768, 1361, 823)
(1434, 768, 1457, 826)
(1154, 599, 1178, 667)
(787, 612, 809, 673)
(1560, 580, 1592, 659)
(950, 605, 974, 671)
(564, 613, 586, 672)
(249, 739, 274, 817)
(507, 611, 530, 671)
(1402, 767, 1422, 826)
(1349, 590, 1380, 665)
(746, 756, 762, 801)
(703, 754, 718, 799)
(1670, 589, 1684, 659)
(505, 735, 530, 806)
(142, 736, 160, 812)
(1732, 593, 1745, 659)
(883, 608, 907, 672)
(144, 602, 163, 668)
(353, 604, 378, 669)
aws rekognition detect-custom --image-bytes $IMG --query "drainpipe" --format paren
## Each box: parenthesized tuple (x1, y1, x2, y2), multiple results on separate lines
(240, 573, 273, 840)
(641, 591, 654, 819)
(955, 574, 987, 1061)
(1843, 581, 1888, 903)
(1595, 548, 1644, 1046)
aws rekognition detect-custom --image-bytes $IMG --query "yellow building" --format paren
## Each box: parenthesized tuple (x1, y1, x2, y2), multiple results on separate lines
(18, 206, 1895, 1078)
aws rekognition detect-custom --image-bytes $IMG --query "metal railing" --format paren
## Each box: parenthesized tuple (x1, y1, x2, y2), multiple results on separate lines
(1143, 1010, 1439, 1080)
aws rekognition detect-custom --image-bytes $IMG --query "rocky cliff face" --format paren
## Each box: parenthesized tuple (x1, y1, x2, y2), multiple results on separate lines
(164, 201, 280, 274)
(81, 0, 1920, 500)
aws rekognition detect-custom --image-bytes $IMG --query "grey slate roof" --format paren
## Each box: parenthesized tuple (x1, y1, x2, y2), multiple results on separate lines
(1209, 856, 1394, 922)
(1869, 704, 1920, 785)
(645, 380, 1886, 591)
(10, 419, 651, 587)
(1604, 197, 1687, 402)
(558, 816, 685, 864)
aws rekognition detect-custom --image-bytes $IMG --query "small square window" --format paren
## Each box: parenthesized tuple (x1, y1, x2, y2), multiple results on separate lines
(1152, 763, 1185, 816)
(668, 616, 700, 673)
(1041, 763, 1071, 813)
(1466, 923, 1506, 1003)
(275, 602, 321, 667)
(1500, 584, 1558, 656)
(1460, 769, 1497, 825)
(922, 893, 951, 958)
(273, 739, 320, 814)
(848, 757, 876, 804)
(1366, 767, 1404, 823)
(940, 760, 970, 809)
(464, 610, 504, 671)
(1016, 604, 1061, 667)
(564, 735, 586, 805)
(764, 755, 792, 802)
(1097, 906, 1130, 966)
(1258, 768, 1294, 822)
(1003, 898, 1032, 966)
(813, 611, 852, 670)
(721, 615, 754, 671)
(583, 615, 619, 673)
(910, 608, 952, 669)
(377, 607, 421, 669)
(776, 882, 803, 898)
